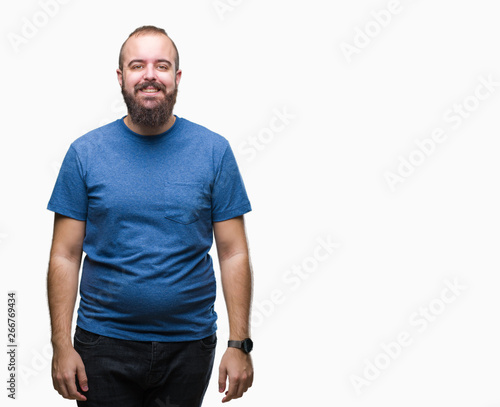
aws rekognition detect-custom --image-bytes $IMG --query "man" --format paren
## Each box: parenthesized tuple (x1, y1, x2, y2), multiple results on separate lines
(47, 26, 254, 407)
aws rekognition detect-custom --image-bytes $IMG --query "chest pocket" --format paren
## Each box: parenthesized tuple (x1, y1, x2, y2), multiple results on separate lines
(165, 181, 205, 225)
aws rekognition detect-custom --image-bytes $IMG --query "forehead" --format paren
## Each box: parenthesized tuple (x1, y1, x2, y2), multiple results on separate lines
(122, 34, 175, 65)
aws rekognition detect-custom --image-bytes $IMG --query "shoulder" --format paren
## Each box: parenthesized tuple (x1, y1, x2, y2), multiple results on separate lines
(71, 119, 122, 150)
(178, 117, 230, 151)
(65, 119, 123, 170)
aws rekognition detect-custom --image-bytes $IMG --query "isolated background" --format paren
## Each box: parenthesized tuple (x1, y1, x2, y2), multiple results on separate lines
(1, 0, 500, 406)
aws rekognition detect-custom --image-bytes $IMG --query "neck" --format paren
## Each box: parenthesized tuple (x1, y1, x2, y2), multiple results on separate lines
(123, 114, 176, 136)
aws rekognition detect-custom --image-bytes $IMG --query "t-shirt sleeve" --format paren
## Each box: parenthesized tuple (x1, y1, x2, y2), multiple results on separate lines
(47, 144, 88, 221)
(211, 143, 252, 222)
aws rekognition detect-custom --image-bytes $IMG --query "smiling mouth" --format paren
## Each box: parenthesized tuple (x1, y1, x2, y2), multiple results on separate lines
(139, 87, 161, 94)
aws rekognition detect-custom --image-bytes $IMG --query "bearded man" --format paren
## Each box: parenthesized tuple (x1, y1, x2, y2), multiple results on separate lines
(46, 25, 254, 407)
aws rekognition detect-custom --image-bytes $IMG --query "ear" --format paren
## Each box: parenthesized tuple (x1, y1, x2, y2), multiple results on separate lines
(175, 69, 182, 87)
(117, 68, 123, 88)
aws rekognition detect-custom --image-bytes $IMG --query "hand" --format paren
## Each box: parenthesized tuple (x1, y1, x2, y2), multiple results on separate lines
(51, 344, 88, 401)
(218, 347, 253, 403)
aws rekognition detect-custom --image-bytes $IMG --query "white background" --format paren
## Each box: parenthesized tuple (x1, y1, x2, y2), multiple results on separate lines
(1, 0, 500, 406)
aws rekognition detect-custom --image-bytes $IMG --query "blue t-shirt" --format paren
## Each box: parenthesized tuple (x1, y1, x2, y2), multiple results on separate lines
(47, 116, 251, 341)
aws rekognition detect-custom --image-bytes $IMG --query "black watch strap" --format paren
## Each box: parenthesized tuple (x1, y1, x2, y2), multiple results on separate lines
(228, 340, 243, 348)
(228, 338, 253, 353)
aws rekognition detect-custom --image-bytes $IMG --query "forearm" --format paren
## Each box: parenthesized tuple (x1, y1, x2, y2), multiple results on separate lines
(47, 255, 81, 349)
(220, 252, 253, 339)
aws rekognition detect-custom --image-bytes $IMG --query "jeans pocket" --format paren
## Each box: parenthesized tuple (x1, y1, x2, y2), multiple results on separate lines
(199, 333, 217, 350)
(74, 326, 102, 346)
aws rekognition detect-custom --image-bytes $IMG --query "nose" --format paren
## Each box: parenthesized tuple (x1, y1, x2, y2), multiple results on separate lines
(143, 63, 156, 81)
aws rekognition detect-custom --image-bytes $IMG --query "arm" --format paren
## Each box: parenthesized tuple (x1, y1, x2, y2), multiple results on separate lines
(213, 215, 254, 403)
(47, 213, 88, 401)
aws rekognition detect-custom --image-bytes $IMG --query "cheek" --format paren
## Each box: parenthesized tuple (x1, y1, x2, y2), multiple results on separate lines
(123, 73, 141, 88)
(159, 73, 176, 87)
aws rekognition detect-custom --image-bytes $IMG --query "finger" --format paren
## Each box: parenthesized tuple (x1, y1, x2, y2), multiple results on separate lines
(233, 371, 251, 397)
(65, 374, 87, 401)
(76, 362, 89, 392)
(248, 370, 254, 388)
(218, 366, 227, 393)
(60, 378, 75, 400)
(222, 378, 241, 403)
(54, 376, 69, 399)
(53, 370, 71, 399)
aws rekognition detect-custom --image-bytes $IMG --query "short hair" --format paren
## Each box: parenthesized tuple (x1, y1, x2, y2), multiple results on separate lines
(118, 25, 180, 72)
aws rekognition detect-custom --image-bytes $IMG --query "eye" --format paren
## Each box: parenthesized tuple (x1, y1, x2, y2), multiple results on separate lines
(158, 65, 169, 70)
(131, 65, 143, 70)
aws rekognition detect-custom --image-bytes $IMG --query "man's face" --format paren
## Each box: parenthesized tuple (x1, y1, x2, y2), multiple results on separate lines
(117, 34, 181, 128)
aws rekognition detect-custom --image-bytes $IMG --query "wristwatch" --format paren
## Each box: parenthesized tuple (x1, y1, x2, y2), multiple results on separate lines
(228, 338, 253, 354)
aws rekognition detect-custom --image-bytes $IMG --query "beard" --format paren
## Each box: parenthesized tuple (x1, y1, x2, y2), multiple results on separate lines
(121, 81, 178, 129)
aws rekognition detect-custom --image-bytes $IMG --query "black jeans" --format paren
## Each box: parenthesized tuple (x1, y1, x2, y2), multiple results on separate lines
(74, 326, 216, 407)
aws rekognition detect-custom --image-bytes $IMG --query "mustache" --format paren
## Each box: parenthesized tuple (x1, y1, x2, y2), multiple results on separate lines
(134, 81, 167, 92)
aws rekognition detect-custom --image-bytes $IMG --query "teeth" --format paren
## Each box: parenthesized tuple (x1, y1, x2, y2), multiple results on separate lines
(142, 88, 159, 93)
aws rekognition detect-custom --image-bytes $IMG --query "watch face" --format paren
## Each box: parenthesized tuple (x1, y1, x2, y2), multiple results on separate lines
(242, 338, 253, 353)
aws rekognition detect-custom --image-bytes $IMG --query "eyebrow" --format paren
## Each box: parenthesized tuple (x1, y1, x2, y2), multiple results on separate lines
(127, 59, 172, 67)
